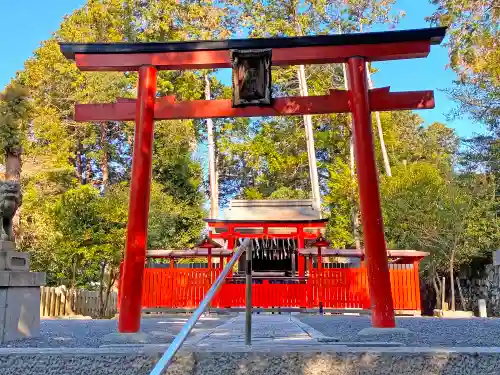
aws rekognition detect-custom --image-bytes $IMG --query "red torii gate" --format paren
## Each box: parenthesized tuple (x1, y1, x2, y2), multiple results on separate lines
(60, 26, 446, 333)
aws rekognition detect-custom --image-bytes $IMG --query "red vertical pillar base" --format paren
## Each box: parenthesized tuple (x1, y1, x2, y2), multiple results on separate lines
(118, 65, 157, 333)
(413, 261, 422, 312)
(227, 237, 234, 277)
(297, 229, 305, 277)
(298, 255, 305, 277)
(347, 57, 395, 328)
(318, 247, 323, 310)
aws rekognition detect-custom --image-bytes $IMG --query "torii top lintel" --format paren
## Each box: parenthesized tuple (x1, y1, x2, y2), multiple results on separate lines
(60, 27, 446, 71)
(59, 27, 446, 122)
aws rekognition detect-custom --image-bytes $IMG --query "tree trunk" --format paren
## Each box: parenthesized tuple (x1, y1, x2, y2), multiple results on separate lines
(456, 276, 467, 310)
(442, 276, 446, 311)
(71, 256, 78, 293)
(82, 155, 89, 185)
(205, 73, 218, 219)
(342, 60, 361, 249)
(294, 17, 321, 215)
(215, 168, 219, 209)
(99, 122, 109, 192)
(450, 251, 456, 311)
(366, 70, 392, 176)
(5, 147, 21, 181)
(76, 142, 83, 184)
(432, 275, 441, 309)
(103, 266, 118, 318)
(5, 146, 22, 241)
(297, 67, 321, 214)
(349, 137, 361, 250)
(98, 262, 106, 318)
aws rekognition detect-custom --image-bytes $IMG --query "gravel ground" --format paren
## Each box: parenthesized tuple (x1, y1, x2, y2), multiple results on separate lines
(297, 314, 500, 347)
(5, 313, 500, 348)
(1, 313, 236, 348)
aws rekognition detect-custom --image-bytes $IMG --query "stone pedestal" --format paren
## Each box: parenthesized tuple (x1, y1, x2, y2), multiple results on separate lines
(0, 241, 45, 343)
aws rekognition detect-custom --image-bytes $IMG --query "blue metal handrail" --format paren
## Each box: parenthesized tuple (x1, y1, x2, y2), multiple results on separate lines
(149, 238, 251, 375)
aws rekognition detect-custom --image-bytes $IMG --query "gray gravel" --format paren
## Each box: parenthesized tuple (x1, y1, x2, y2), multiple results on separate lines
(1, 313, 236, 348)
(297, 314, 500, 347)
(5, 313, 500, 348)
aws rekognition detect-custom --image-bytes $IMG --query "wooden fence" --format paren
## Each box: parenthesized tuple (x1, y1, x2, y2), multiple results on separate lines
(138, 264, 421, 312)
(40, 286, 118, 318)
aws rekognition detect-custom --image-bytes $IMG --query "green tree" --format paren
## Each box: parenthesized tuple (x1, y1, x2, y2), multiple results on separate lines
(382, 163, 499, 310)
(219, 0, 405, 249)
(11, 0, 209, 291)
(428, 0, 499, 133)
(0, 84, 31, 181)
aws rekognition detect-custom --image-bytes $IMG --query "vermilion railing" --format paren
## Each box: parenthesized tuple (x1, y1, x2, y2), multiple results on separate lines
(137, 265, 421, 312)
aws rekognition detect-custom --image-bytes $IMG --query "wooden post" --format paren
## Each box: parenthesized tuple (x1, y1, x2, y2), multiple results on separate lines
(50, 287, 57, 317)
(40, 287, 45, 317)
(44, 287, 51, 316)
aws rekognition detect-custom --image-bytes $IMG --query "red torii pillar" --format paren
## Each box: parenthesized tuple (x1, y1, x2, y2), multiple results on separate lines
(347, 57, 394, 327)
(60, 26, 445, 332)
(119, 66, 157, 332)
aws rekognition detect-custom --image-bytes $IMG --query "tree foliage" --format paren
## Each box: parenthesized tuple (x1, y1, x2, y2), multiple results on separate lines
(0, 83, 31, 180)
(0, 0, 497, 316)
(428, 0, 499, 133)
(0, 84, 30, 154)
(8, 0, 214, 292)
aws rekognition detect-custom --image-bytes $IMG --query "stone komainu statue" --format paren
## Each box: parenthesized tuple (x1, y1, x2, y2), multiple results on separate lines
(0, 181, 21, 242)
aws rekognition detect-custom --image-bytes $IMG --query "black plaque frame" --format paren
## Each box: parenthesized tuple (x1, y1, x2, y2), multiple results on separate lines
(231, 49, 272, 107)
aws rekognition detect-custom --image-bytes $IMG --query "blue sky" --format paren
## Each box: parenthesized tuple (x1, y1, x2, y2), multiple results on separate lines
(0, 0, 485, 138)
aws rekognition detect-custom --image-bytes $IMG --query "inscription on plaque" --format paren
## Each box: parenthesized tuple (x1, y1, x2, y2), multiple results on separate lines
(231, 49, 272, 107)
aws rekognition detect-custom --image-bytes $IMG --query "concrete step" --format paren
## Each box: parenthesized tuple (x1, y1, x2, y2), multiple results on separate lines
(0, 346, 499, 375)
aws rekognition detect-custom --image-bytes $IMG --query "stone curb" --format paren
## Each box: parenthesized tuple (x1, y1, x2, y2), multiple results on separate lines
(2, 347, 500, 375)
(2, 346, 500, 355)
(186, 315, 240, 346)
(290, 315, 340, 342)
(358, 327, 412, 337)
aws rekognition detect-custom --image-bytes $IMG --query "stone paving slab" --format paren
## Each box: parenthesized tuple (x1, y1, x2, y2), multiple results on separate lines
(191, 313, 404, 351)
(194, 314, 317, 349)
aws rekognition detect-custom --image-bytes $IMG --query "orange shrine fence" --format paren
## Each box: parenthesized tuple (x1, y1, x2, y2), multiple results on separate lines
(132, 265, 421, 313)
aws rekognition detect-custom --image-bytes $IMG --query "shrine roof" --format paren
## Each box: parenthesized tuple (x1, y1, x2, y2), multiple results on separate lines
(204, 219, 329, 224)
(299, 248, 429, 259)
(146, 249, 232, 258)
(60, 27, 446, 60)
